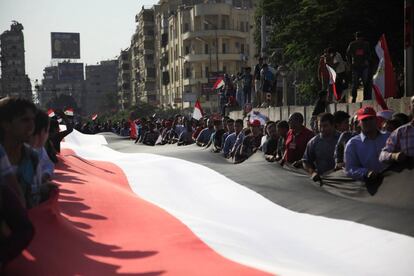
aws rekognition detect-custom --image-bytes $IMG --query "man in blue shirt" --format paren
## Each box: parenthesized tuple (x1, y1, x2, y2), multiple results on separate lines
(303, 113, 340, 184)
(344, 106, 389, 195)
(223, 119, 243, 158)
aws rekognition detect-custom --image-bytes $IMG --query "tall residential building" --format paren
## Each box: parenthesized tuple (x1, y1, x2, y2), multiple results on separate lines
(133, 0, 256, 110)
(130, 32, 139, 105)
(0, 21, 32, 99)
(84, 60, 118, 115)
(117, 48, 132, 109)
(135, 6, 158, 105)
(38, 62, 85, 110)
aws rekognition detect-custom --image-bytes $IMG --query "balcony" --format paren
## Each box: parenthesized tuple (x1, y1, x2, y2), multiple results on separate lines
(182, 29, 248, 41)
(194, 3, 231, 16)
(183, 77, 208, 86)
(184, 53, 244, 63)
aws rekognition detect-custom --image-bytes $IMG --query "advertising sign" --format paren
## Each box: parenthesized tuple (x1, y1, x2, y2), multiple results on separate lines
(51, 32, 80, 59)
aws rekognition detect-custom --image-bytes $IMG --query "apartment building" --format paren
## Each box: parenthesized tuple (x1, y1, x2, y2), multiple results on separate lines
(38, 63, 85, 110)
(0, 21, 32, 99)
(84, 60, 118, 115)
(117, 48, 132, 109)
(133, 0, 256, 110)
(134, 6, 158, 105)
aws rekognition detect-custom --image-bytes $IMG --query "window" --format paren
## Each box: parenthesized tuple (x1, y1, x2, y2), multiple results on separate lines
(240, 21, 245, 32)
(204, 44, 209, 54)
(223, 66, 227, 73)
(184, 22, 189, 32)
(185, 46, 190, 55)
(185, 68, 191, 78)
(241, 44, 245, 54)
(222, 43, 226, 54)
(205, 66, 209, 78)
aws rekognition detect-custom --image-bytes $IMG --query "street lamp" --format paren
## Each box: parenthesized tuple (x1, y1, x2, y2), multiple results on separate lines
(203, 20, 219, 74)
(278, 65, 289, 106)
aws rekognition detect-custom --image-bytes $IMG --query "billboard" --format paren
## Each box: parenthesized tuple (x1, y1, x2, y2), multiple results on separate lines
(58, 63, 84, 81)
(51, 32, 80, 59)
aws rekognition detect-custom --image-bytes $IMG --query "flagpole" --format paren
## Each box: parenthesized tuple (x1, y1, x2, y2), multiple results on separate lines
(405, 0, 414, 96)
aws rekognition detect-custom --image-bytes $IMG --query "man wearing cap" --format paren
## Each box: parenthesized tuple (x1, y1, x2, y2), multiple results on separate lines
(280, 112, 314, 167)
(344, 106, 390, 195)
(379, 96, 414, 165)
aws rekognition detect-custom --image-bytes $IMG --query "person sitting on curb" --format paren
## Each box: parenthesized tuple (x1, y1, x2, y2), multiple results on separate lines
(223, 119, 244, 159)
(334, 114, 361, 170)
(234, 120, 263, 164)
(279, 112, 314, 168)
(263, 121, 280, 162)
(379, 96, 414, 167)
(303, 113, 340, 185)
(344, 106, 390, 195)
(196, 119, 214, 147)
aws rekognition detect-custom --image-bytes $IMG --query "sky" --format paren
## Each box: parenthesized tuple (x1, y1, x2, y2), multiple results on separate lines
(0, 0, 157, 83)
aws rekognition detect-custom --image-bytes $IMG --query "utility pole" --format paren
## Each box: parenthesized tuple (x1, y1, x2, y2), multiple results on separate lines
(405, 0, 414, 96)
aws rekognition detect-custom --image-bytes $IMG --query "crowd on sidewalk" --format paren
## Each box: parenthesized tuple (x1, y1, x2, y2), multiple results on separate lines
(125, 94, 414, 196)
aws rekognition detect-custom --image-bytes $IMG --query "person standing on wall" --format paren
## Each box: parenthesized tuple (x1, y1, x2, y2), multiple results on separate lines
(346, 31, 372, 102)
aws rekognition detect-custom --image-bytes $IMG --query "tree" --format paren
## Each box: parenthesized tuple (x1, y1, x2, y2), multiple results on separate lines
(256, 0, 404, 103)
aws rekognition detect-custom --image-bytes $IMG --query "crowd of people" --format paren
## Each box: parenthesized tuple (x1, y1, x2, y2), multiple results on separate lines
(1, 93, 413, 269)
(129, 94, 414, 196)
(214, 31, 405, 117)
(0, 97, 73, 269)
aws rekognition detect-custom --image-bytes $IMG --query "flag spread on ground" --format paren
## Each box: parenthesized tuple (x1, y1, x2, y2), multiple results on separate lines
(6, 130, 414, 276)
(212, 77, 225, 91)
(47, 109, 55, 118)
(91, 114, 98, 121)
(192, 100, 204, 120)
(326, 64, 340, 101)
(64, 108, 74, 116)
(372, 34, 396, 110)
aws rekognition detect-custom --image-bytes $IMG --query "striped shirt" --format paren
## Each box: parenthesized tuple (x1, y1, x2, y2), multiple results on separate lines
(380, 122, 414, 162)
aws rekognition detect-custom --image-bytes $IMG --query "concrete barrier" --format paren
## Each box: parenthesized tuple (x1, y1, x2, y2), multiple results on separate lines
(229, 97, 412, 126)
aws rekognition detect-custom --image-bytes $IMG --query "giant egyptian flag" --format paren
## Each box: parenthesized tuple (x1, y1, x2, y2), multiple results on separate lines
(5, 130, 414, 275)
(372, 34, 396, 110)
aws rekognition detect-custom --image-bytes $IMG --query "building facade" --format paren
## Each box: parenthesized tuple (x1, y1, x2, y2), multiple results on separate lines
(135, 6, 158, 105)
(84, 60, 118, 115)
(132, 0, 256, 110)
(0, 21, 32, 99)
(38, 62, 85, 110)
(117, 48, 132, 109)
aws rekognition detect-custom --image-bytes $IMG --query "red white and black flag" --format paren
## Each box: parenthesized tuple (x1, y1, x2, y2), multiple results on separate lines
(372, 34, 396, 110)
(192, 100, 204, 120)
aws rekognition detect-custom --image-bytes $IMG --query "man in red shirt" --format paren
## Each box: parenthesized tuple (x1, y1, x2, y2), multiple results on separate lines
(281, 112, 314, 167)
